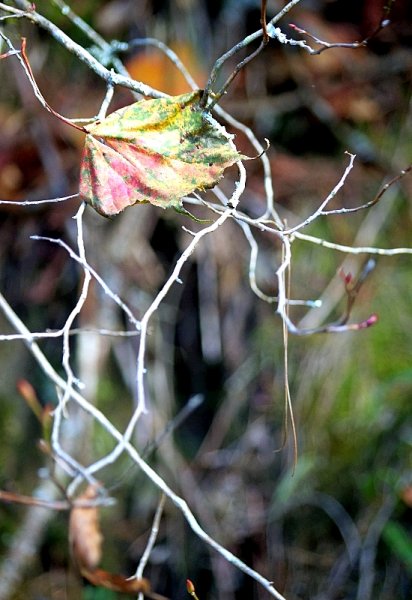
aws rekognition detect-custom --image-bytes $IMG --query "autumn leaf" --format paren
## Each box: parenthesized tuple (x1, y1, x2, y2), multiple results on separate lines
(69, 485, 166, 599)
(69, 485, 103, 571)
(79, 91, 241, 217)
(80, 567, 152, 595)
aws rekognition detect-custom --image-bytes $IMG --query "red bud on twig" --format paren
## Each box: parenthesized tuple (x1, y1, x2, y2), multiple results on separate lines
(289, 23, 306, 35)
(356, 313, 378, 329)
(186, 579, 200, 599)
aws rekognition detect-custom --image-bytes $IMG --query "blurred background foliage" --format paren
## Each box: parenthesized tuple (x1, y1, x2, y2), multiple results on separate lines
(0, 0, 411, 599)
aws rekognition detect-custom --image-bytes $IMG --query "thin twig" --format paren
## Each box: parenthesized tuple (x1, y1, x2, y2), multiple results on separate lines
(0, 194, 78, 206)
(209, 41, 266, 109)
(50, 0, 132, 78)
(294, 232, 412, 256)
(275, 237, 377, 335)
(0, 489, 113, 510)
(2, 34, 86, 132)
(135, 494, 166, 600)
(61, 204, 90, 396)
(30, 236, 141, 331)
(320, 163, 412, 216)
(283, 153, 357, 235)
(281, 250, 298, 466)
(48, 206, 91, 479)
(0, 291, 102, 484)
(0, 328, 140, 341)
(201, 0, 305, 106)
(215, 104, 283, 226)
(261, 0, 269, 44)
(237, 219, 320, 307)
(142, 395, 204, 459)
(288, 0, 395, 56)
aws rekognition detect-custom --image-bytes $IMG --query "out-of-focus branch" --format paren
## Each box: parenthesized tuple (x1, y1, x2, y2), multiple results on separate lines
(2, 1, 164, 98)
(288, 0, 395, 56)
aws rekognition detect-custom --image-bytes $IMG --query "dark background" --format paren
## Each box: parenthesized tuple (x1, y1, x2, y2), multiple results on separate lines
(0, 1, 411, 599)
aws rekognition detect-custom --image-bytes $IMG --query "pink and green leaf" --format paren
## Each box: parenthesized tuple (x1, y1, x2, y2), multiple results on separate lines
(79, 91, 241, 217)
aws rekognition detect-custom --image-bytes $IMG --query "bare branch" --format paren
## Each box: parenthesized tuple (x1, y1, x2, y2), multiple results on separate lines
(135, 493, 166, 600)
(0, 194, 78, 206)
(283, 153, 357, 235)
(276, 237, 378, 335)
(30, 234, 141, 331)
(2, 1, 164, 98)
(288, 0, 395, 56)
(201, 0, 305, 106)
(294, 232, 412, 256)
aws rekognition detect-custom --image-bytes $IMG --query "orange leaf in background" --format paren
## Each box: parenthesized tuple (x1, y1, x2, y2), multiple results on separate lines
(125, 42, 206, 97)
(69, 485, 103, 571)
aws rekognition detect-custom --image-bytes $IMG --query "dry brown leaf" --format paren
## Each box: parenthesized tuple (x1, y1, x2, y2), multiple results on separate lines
(80, 567, 151, 595)
(69, 484, 103, 570)
(69, 485, 168, 599)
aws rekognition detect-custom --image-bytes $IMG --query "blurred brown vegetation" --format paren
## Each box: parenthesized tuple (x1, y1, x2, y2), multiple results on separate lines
(0, 1, 411, 599)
